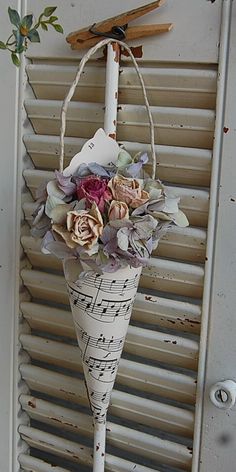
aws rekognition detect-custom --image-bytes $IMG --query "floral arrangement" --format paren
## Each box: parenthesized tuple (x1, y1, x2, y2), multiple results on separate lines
(32, 139, 189, 273)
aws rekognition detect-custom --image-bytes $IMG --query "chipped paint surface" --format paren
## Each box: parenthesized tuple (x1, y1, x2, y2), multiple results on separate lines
(112, 42, 120, 62)
(121, 45, 143, 58)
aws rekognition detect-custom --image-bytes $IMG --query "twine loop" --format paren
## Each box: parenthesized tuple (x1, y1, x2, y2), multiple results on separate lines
(60, 38, 156, 179)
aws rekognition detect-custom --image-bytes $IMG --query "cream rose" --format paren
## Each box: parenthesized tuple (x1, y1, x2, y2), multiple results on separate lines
(108, 175, 149, 209)
(52, 203, 103, 250)
(108, 200, 129, 221)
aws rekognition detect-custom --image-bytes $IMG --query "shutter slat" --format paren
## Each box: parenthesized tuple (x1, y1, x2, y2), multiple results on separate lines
(20, 361, 195, 407)
(20, 331, 198, 374)
(20, 387, 193, 438)
(19, 425, 192, 470)
(21, 254, 204, 300)
(24, 99, 215, 149)
(20, 270, 201, 333)
(21, 297, 200, 336)
(20, 394, 194, 449)
(19, 454, 69, 472)
(26, 64, 216, 109)
(23, 171, 209, 228)
(23, 134, 211, 187)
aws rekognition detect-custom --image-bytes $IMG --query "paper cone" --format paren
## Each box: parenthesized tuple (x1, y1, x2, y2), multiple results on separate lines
(64, 259, 142, 424)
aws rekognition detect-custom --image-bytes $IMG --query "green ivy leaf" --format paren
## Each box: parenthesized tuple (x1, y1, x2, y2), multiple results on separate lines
(13, 29, 24, 50)
(41, 22, 48, 31)
(43, 6, 57, 17)
(49, 16, 58, 23)
(53, 24, 63, 33)
(27, 29, 40, 42)
(21, 14, 33, 31)
(11, 52, 20, 67)
(0, 41, 7, 49)
(16, 45, 26, 54)
(8, 7, 20, 27)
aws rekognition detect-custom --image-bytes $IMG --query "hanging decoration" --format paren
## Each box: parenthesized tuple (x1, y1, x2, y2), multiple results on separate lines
(30, 2, 185, 472)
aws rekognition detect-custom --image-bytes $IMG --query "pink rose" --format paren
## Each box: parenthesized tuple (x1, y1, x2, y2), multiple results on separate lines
(52, 203, 103, 250)
(108, 175, 149, 209)
(77, 175, 112, 212)
(109, 200, 129, 221)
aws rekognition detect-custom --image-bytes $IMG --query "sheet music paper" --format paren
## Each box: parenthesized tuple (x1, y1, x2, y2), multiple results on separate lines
(66, 262, 142, 424)
(63, 128, 120, 177)
(62, 129, 141, 424)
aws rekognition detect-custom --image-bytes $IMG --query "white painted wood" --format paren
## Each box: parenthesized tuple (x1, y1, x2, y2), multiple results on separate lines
(20, 326, 198, 370)
(27, 0, 221, 63)
(196, 2, 236, 470)
(19, 454, 69, 472)
(21, 255, 203, 302)
(20, 386, 194, 438)
(19, 424, 192, 470)
(24, 98, 215, 149)
(23, 134, 212, 186)
(18, 453, 155, 472)
(0, 1, 231, 470)
(20, 361, 196, 406)
(19, 332, 198, 380)
(19, 427, 159, 472)
(26, 63, 217, 109)
(21, 295, 201, 336)
(0, 1, 31, 470)
(104, 43, 119, 136)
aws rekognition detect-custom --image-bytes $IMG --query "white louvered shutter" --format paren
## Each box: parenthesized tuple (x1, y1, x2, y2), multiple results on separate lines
(3, 1, 231, 471)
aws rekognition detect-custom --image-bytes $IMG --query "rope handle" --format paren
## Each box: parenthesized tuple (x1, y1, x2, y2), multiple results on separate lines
(60, 38, 156, 179)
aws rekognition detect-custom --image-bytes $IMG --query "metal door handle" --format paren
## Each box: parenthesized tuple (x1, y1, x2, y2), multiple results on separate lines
(210, 380, 236, 409)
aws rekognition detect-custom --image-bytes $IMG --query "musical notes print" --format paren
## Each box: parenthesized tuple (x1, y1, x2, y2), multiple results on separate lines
(84, 354, 119, 382)
(76, 324, 125, 354)
(91, 389, 112, 404)
(76, 272, 140, 294)
(65, 262, 142, 424)
(68, 284, 134, 323)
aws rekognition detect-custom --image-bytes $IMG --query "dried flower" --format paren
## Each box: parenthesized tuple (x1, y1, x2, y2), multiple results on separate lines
(52, 203, 103, 251)
(108, 200, 129, 221)
(77, 175, 112, 212)
(108, 175, 149, 209)
(32, 129, 189, 272)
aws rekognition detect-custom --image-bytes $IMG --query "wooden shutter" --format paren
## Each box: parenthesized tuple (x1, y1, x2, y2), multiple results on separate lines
(16, 1, 224, 471)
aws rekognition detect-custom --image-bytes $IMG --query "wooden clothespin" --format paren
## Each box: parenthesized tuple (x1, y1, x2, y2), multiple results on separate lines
(66, 0, 173, 50)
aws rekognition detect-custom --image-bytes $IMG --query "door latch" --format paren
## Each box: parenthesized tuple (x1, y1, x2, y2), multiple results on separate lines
(210, 380, 236, 410)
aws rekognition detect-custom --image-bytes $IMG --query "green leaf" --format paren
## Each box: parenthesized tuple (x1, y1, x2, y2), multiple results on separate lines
(11, 52, 20, 67)
(116, 150, 133, 168)
(16, 46, 27, 54)
(8, 7, 20, 27)
(41, 22, 48, 31)
(21, 14, 33, 31)
(49, 15, 58, 23)
(53, 24, 63, 33)
(45, 195, 65, 219)
(13, 29, 24, 51)
(27, 29, 40, 42)
(0, 41, 6, 49)
(43, 6, 57, 17)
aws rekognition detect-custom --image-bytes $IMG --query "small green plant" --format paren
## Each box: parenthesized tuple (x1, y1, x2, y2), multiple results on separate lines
(0, 6, 63, 66)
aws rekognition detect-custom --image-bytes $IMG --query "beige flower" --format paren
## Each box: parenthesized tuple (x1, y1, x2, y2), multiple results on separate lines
(108, 175, 149, 209)
(52, 203, 103, 250)
(108, 200, 129, 221)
